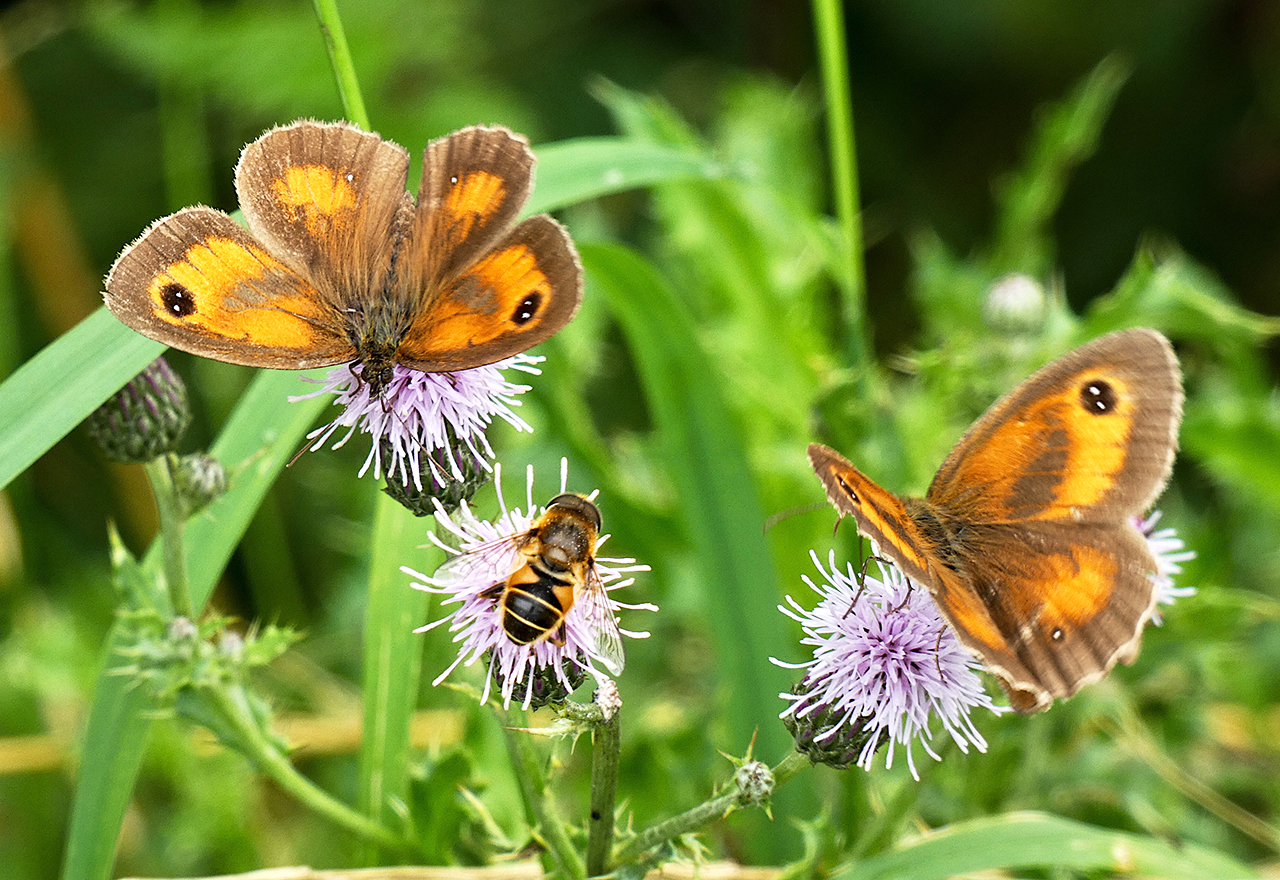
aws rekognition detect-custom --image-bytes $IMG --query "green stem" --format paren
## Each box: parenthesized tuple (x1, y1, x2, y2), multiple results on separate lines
(203, 682, 407, 853)
(1106, 704, 1280, 852)
(144, 455, 192, 619)
(613, 750, 809, 865)
(811, 0, 870, 371)
(310, 0, 371, 129)
(771, 749, 809, 788)
(586, 710, 621, 876)
(498, 708, 586, 879)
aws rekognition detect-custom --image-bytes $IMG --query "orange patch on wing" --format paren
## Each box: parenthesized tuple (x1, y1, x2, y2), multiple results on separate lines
(471, 243, 544, 299)
(444, 170, 506, 238)
(931, 574, 1006, 652)
(416, 243, 549, 346)
(214, 297, 330, 349)
(272, 165, 359, 234)
(1039, 545, 1117, 629)
(149, 238, 285, 304)
(1054, 373, 1134, 509)
(935, 371, 1138, 522)
(148, 238, 329, 350)
(854, 498, 930, 577)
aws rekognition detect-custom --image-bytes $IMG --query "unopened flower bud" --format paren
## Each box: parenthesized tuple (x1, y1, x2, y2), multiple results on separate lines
(87, 357, 190, 463)
(382, 429, 491, 517)
(734, 760, 774, 805)
(172, 452, 227, 515)
(783, 679, 882, 770)
(489, 652, 589, 710)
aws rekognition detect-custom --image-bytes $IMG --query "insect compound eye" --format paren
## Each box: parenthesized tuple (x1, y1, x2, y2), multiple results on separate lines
(547, 493, 602, 531)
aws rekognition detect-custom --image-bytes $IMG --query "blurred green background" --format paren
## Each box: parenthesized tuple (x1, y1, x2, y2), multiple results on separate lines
(1, 0, 1279, 877)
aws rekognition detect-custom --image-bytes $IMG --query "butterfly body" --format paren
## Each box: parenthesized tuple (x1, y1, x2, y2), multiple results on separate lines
(810, 328, 1183, 713)
(106, 121, 582, 397)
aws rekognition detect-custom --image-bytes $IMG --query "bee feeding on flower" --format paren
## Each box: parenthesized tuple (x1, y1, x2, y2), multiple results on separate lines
(404, 460, 654, 709)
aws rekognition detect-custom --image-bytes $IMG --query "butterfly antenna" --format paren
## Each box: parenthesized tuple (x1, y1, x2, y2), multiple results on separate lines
(843, 535, 873, 617)
(934, 627, 947, 681)
(763, 501, 830, 533)
(286, 433, 315, 468)
(887, 571, 914, 613)
(843, 537, 897, 618)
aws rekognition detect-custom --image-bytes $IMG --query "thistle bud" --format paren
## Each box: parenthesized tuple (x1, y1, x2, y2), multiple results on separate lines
(172, 452, 227, 515)
(382, 428, 491, 517)
(87, 357, 191, 463)
(782, 679, 883, 770)
(983, 273, 1047, 334)
(489, 651, 589, 710)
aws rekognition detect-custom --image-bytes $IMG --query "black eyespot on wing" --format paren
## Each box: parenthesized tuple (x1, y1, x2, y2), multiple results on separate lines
(1079, 379, 1116, 414)
(161, 283, 197, 318)
(511, 292, 541, 325)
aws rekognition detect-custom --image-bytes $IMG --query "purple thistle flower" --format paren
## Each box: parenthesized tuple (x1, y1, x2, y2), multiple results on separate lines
(1138, 510, 1197, 624)
(775, 550, 1004, 780)
(290, 356, 542, 490)
(404, 460, 655, 710)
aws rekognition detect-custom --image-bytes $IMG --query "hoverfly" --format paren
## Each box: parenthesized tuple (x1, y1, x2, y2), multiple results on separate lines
(440, 493, 625, 672)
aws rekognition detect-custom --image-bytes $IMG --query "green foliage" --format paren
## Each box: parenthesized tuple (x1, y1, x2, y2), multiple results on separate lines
(0, 0, 1277, 878)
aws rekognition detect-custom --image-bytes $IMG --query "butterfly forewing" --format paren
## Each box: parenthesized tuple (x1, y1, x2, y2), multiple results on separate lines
(807, 444, 942, 586)
(927, 329, 1182, 526)
(105, 207, 358, 369)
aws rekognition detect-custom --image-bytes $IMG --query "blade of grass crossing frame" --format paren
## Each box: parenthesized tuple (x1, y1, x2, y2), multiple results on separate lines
(580, 242, 791, 756)
(358, 493, 435, 863)
(0, 309, 163, 492)
(848, 812, 1256, 880)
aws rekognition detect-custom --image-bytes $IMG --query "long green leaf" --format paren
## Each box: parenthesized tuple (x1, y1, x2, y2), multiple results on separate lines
(61, 369, 332, 880)
(358, 493, 437, 862)
(0, 308, 163, 491)
(848, 812, 1256, 880)
(530, 138, 722, 215)
(580, 242, 791, 758)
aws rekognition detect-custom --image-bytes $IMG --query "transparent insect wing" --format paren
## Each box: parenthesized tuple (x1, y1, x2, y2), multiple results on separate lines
(433, 534, 523, 589)
(577, 566, 626, 673)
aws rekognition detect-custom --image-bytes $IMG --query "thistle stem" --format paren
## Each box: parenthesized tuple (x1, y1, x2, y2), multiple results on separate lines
(201, 682, 407, 853)
(612, 750, 809, 865)
(144, 455, 192, 619)
(498, 708, 587, 880)
(586, 709, 621, 875)
(311, 0, 371, 130)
